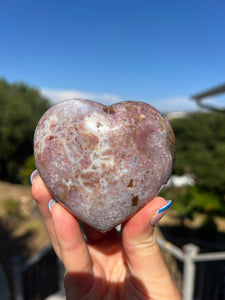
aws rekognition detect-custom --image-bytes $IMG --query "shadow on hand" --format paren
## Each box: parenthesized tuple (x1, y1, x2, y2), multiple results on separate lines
(64, 272, 149, 299)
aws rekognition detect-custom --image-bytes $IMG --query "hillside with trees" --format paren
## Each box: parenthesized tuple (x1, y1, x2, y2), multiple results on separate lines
(0, 78, 224, 218)
(161, 112, 225, 219)
(0, 79, 50, 182)
(172, 112, 225, 196)
(0, 80, 225, 297)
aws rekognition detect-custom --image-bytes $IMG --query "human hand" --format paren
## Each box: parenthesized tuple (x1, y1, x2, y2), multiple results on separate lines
(31, 170, 181, 300)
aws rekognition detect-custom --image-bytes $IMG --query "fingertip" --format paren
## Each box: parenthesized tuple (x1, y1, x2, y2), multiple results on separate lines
(122, 196, 170, 255)
(48, 199, 58, 213)
(31, 174, 52, 204)
(123, 197, 167, 235)
(122, 197, 171, 275)
(30, 169, 39, 184)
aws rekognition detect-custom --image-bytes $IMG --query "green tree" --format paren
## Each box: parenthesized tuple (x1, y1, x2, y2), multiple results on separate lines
(170, 112, 225, 197)
(0, 78, 50, 182)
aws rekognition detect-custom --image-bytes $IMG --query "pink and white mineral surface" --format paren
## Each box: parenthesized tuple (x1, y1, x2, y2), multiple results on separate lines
(34, 99, 175, 232)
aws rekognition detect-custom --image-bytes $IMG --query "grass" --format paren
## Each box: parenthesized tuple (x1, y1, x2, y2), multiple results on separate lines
(2, 197, 23, 220)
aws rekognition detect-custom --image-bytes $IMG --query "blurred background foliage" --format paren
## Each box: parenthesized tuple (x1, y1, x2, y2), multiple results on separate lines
(0, 78, 225, 220)
(0, 78, 50, 182)
(161, 112, 225, 221)
(171, 112, 225, 196)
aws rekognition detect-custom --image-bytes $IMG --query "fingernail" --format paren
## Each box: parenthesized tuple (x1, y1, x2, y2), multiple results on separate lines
(48, 199, 57, 213)
(150, 200, 172, 226)
(30, 170, 39, 184)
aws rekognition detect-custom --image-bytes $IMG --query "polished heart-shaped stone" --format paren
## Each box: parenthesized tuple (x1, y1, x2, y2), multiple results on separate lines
(34, 99, 175, 232)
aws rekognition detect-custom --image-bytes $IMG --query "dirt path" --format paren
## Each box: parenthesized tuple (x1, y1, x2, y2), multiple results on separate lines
(0, 181, 49, 257)
(0, 181, 33, 201)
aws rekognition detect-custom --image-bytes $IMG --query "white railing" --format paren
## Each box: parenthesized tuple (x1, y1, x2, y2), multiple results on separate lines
(158, 238, 225, 300)
(12, 239, 225, 300)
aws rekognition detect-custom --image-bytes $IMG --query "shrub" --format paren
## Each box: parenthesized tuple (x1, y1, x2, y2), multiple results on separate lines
(2, 197, 23, 220)
(160, 185, 225, 219)
(19, 155, 36, 185)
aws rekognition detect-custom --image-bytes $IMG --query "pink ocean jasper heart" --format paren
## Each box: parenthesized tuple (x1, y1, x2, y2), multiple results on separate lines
(34, 99, 175, 232)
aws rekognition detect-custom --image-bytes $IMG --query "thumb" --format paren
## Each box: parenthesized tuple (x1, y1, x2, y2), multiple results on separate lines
(122, 197, 170, 271)
(122, 197, 181, 299)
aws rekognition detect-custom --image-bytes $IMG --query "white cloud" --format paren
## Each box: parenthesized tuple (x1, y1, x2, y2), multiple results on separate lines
(40, 88, 123, 106)
(149, 96, 199, 112)
(200, 95, 225, 110)
(40, 88, 199, 112)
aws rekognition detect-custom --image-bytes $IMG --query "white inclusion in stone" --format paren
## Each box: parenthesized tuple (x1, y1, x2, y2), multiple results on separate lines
(62, 178, 74, 189)
(84, 112, 110, 134)
(63, 99, 90, 113)
(83, 113, 115, 168)
(76, 177, 93, 193)
(36, 114, 58, 155)
(88, 149, 115, 169)
(76, 177, 83, 187)
(83, 112, 119, 134)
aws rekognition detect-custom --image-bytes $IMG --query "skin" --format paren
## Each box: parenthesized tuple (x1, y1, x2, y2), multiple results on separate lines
(32, 174, 181, 300)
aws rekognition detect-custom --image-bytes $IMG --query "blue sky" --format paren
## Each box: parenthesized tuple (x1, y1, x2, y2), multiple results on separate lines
(1, 0, 225, 112)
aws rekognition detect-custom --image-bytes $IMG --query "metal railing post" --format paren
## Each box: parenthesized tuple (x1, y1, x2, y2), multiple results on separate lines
(12, 256, 23, 300)
(57, 257, 66, 296)
(182, 244, 200, 300)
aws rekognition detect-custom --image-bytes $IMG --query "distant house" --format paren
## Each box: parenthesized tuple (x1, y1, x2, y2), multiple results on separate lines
(166, 174, 195, 188)
(166, 112, 189, 121)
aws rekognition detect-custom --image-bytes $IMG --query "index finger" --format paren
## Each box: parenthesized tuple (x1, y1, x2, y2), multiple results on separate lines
(31, 171, 61, 258)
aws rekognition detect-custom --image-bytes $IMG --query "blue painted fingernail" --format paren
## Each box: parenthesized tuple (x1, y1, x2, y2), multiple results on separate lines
(48, 199, 57, 213)
(30, 170, 39, 184)
(151, 200, 172, 226)
(158, 200, 172, 213)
